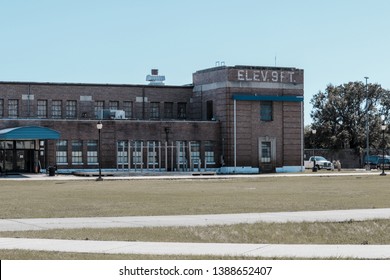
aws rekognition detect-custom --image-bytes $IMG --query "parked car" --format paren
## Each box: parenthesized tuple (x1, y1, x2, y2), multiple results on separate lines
(377, 157, 390, 170)
(308, 156, 333, 170)
(364, 155, 390, 169)
(364, 155, 383, 169)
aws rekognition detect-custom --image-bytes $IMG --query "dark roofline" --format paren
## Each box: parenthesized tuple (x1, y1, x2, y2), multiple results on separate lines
(0, 81, 193, 89)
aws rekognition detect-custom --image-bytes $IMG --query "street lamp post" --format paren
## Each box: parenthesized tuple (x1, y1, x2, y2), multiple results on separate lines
(380, 119, 387, 176)
(312, 129, 317, 172)
(364, 76, 370, 170)
(97, 121, 103, 181)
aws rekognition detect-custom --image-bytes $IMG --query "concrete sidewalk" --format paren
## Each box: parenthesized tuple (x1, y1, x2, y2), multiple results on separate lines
(1, 237, 390, 259)
(1, 208, 390, 232)
(0, 170, 384, 181)
(1, 209, 390, 259)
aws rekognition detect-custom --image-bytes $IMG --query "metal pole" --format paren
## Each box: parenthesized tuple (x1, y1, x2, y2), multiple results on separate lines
(365, 77, 370, 170)
(233, 99, 237, 171)
(96, 121, 103, 181)
(97, 128, 102, 180)
(381, 123, 387, 176)
(301, 101, 304, 171)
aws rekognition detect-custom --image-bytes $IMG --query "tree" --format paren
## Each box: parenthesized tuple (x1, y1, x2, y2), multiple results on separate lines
(309, 81, 389, 154)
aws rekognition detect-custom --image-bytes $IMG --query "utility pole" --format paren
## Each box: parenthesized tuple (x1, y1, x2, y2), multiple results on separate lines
(365, 76, 370, 170)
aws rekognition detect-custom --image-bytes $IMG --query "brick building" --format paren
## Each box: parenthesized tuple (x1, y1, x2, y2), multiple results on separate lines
(0, 65, 304, 174)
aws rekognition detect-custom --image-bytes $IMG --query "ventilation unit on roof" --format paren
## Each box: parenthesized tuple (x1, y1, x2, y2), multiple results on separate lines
(146, 69, 165, 85)
(96, 109, 126, 120)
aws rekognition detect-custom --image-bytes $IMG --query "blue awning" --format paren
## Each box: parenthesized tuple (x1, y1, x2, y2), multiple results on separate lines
(0, 126, 60, 140)
(232, 94, 304, 102)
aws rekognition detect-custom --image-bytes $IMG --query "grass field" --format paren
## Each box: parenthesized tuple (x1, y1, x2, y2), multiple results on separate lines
(1, 174, 390, 259)
(1, 175, 390, 218)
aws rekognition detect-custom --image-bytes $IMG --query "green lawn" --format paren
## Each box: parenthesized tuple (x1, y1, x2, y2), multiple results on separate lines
(1, 175, 390, 219)
(1, 175, 390, 259)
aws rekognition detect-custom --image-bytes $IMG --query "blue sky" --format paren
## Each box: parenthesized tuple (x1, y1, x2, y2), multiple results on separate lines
(1, 0, 389, 125)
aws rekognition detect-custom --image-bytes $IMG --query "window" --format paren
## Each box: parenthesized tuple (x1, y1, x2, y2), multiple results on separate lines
(177, 141, 187, 165)
(95, 101, 104, 119)
(164, 102, 173, 119)
(8, 99, 18, 118)
(177, 102, 186, 119)
(87, 140, 98, 165)
(0, 99, 3, 117)
(260, 101, 273, 121)
(72, 140, 83, 164)
(56, 140, 68, 164)
(123, 101, 133, 118)
(109, 101, 119, 110)
(147, 141, 159, 167)
(261, 142, 272, 163)
(206, 100, 213, 120)
(150, 102, 160, 119)
(132, 141, 143, 166)
(117, 141, 128, 166)
(66, 100, 77, 119)
(190, 141, 200, 166)
(0, 141, 13, 149)
(16, 141, 35, 149)
(52, 100, 62, 119)
(37, 100, 47, 118)
(204, 141, 215, 164)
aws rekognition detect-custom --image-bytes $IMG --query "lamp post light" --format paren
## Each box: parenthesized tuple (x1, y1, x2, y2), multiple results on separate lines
(380, 119, 387, 176)
(312, 129, 317, 172)
(96, 121, 103, 181)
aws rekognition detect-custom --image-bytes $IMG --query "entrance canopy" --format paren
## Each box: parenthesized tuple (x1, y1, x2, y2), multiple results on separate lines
(0, 126, 60, 140)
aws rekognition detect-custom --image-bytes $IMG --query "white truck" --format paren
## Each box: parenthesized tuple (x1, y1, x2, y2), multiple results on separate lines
(307, 156, 334, 170)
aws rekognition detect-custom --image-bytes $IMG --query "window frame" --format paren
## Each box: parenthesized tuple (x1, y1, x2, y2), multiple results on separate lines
(37, 100, 48, 118)
(56, 140, 68, 165)
(66, 100, 77, 119)
(87, 140, 98, 165)
(150, 102, 160, 119)
(164, 102, 173, 119)
(71, 140, 83, 165)
(52, 100, 62, 119)
(177, 102, 187, 119)
(8, 99, 18, 118)
(123, 101, 133, 119)
(260, 101, 273, 121)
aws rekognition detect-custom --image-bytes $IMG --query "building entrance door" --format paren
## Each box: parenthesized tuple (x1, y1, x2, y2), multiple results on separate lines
(258, 137, 276, 173)
(14, 150, 34, 173)
(1, 141, 36, 173)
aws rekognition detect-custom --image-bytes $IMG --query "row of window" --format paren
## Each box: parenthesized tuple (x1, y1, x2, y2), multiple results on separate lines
(0, 99, 188, 120)
(55, 140, 215, 168)
(0, 99, 272, 121)
(56, 140, 98, 165)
